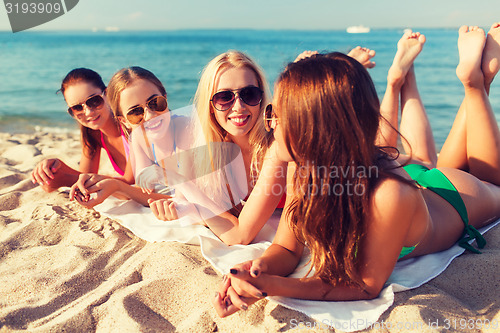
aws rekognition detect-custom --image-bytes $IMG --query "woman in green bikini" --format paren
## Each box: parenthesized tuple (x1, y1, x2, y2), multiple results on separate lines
(213, 24, 500, 315)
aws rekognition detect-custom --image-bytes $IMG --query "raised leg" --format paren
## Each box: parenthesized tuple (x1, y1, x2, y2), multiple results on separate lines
(482, 22, 500, 94)
(378, 30, 426, 150)
(399, 65, 437, 167)
(456, 25, 500, 185)
(436, 101, 468, 170)
(439, 23, 500, 170)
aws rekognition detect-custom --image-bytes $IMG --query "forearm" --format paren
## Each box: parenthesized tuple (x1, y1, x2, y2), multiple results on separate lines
(265, 275, 377, 301)
(115, 180, 170, 206)
(202, 212, 245, 245)
(258, 244, 302, 276)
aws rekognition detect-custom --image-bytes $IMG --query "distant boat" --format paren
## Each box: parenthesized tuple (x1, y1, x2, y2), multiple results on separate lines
(105, 26, 120, 32)
(346, 25, 370, 34)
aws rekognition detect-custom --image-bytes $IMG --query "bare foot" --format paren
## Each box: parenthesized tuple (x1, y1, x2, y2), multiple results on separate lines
(456, 25, 486, 87)
(294, 50, 318, 63)
(482, 22, 500, 88)
(387, 30, 426, 87)
(347, 46, 376, 69)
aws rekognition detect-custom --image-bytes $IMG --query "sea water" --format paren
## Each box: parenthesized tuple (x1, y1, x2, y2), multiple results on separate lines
(0, 29, 499, 148)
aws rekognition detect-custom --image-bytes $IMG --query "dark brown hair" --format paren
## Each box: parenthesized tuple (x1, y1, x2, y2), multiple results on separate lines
(60, 68, 107, 158)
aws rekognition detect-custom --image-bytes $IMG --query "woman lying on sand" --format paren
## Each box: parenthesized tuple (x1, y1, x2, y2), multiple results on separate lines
(214, 24, 500, 315)
(31, 68, 131, 191)
(147, 51, 286, 245)
(69, 66, 192, 206)
(147, 48, 377, 245)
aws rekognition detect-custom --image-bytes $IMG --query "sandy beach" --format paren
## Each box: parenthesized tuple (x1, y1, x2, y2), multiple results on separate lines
(1, 130, 499, 332)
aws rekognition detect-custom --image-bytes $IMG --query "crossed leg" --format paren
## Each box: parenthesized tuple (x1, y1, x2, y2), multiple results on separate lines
(439, 24, 500, 186)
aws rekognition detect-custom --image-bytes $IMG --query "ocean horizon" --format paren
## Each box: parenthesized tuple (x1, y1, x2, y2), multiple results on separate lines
(1, 28, 499, 148)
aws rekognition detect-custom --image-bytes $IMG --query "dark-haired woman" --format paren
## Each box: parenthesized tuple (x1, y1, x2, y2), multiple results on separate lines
(31, 68, 132, 191)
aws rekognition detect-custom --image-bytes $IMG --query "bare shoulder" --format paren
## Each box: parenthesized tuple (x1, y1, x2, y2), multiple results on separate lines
(369, 176, 420, 227)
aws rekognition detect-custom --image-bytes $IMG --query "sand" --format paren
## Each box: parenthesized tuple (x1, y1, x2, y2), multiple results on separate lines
(0, 130, 499, 333)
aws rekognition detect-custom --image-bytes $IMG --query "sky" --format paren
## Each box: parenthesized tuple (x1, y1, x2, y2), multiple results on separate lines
(1, 0, 499, 32)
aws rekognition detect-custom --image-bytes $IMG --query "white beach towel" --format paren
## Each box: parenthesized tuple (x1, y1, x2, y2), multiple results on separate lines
(95, 198, 499, 333)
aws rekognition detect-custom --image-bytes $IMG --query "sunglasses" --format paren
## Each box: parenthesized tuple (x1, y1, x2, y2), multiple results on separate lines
(67, 94, 105, 117)
(264, 103, 279, 132)
(210, 86, 263, 111)
(125, 95, 168, 125)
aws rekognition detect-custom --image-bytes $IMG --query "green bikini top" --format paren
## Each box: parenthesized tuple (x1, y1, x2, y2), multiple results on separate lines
(398, 245, 416, 260)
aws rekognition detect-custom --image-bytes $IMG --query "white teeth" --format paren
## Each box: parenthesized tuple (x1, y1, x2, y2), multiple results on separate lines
(146, 119, 162, 130)
(230, 115, 249, 124)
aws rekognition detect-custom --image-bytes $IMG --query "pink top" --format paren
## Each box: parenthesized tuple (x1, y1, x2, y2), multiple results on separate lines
(100, 127, 130, 176)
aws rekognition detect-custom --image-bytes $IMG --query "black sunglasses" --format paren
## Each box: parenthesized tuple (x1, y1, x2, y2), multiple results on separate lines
(210, 86, 263, 111)
(125, 95, 168, 125)
(68, 94, 105, 117)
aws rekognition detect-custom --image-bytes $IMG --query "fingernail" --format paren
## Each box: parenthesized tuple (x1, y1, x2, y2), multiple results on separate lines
(229, 269, 237, 274)
(241, 304, 248, 310)
(222, 275, 227, 282)
(261, 292, 267, 297)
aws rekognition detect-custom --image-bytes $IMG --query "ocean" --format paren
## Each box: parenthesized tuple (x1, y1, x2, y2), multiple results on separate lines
(0, 28, 499, 148)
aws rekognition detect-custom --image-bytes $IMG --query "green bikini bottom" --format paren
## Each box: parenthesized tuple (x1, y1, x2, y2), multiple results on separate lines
(401, 164, 486, 257)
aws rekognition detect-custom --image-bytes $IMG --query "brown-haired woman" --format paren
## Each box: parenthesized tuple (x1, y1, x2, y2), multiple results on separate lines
(214, 24, 500, 315)
(31, 68, 130, 192)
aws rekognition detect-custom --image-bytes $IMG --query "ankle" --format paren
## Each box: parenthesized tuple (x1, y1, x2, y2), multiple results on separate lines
(457, 67, 485, 89)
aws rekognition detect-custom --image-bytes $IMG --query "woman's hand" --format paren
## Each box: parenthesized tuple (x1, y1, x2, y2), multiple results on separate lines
(213, 259, 270, 317)
(136, 164, 166, 194)
(69, 174, 115, 208)
(148, 198, 178, 220)
(71, 178, 121, 208)
(69, 173, 107, 201)
(31, 158, 62, 186)
(213, 274, 264, 318)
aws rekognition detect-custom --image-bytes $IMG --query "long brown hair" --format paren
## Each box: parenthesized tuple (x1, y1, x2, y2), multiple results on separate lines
(60, 68, 107, 158)
(276, 53, 386, 288)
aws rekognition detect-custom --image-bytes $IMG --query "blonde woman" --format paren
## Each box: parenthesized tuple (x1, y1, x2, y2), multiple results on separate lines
(149, 51, 288, 245)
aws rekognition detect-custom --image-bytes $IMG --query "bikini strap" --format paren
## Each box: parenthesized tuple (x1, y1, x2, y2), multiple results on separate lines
(140, 124, 169, 186)
(100, 131, 125, 176)
(403, 164, 486, 253)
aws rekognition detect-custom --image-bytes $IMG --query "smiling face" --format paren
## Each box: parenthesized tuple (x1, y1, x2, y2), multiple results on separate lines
(64, 81, 112, 130)
(212, 66, 261, 143)
(118, 79, 170, 132)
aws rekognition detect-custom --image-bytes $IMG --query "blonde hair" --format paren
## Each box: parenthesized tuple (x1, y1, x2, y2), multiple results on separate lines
(192, 51, 272, 209)
(106, 66, 167, 136)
